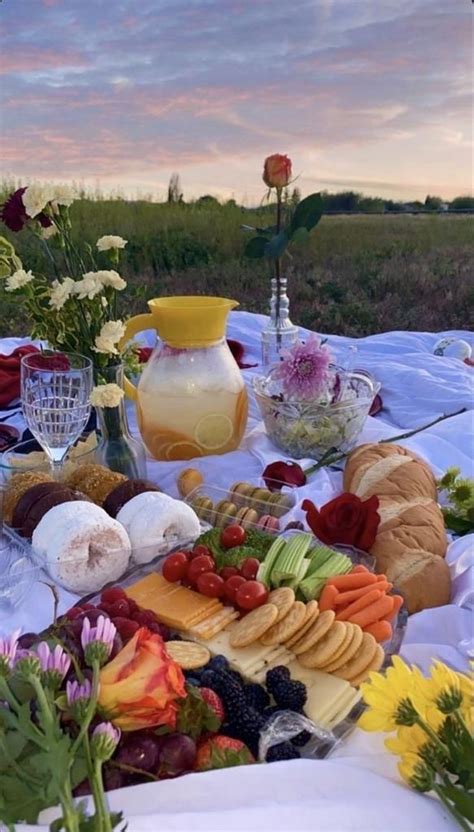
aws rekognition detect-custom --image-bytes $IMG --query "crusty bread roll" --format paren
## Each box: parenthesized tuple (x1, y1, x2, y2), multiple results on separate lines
(372, 496, 447, 559)
(343, 443, 437, 501)
(380, 550, 451, 614)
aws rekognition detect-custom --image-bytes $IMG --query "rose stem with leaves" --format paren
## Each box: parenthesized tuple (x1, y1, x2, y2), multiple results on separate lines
(275, 188, 282, 349)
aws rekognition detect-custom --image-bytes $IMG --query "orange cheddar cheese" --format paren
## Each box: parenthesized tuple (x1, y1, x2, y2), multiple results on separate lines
(125, 573, 223, 630)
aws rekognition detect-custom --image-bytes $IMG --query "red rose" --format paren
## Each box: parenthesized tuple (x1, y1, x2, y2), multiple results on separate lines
(302, 493, 380, 551)
(138, 347, 153, 363)
(263, 460, 306, 491)
(262, 154, 292, 189)
(369, 393, 383, 416)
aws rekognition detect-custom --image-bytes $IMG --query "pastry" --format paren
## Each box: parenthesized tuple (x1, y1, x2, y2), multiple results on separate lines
(2, 471, 53, 524)
(103, 479, 160, 518)
(249, 487, 272, 509)
(229, 482, 254, 507)
(214, 500, 238, 528)
(65, 464, 127, 506)
(191, 495, 214, 523)
(267, 492, 293, 518)
(371, 496, 447, 560)
(343, 443, 437, 501)
(32, 501, 131, 593)
(11, 481, 66, 533)
(116, 491, 201, 564)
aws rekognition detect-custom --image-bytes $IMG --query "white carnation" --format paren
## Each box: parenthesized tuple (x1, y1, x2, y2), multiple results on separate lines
(96, 235, 128, 251)
(96, 270, 126, 291)
(22, 184, 54, 218)
(51, 184, 75, 209)
(49, 277, 75, 310)
(5, 268, 34, 292)
(41, 224, 58, 240)
(90, 383, 124, 408)
(73, 273, 103, 300)
(93, 319, 125, 355)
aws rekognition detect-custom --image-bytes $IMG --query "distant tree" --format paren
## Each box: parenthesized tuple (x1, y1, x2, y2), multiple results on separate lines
(291, 187, 301, 206)
(385, 200, 405, 213)
(167, 172, 183, 203)
(359, 197, 385, 213)
(450, 195, 474, 210)
(196, 195, 220, 206)
(321, 191, 361, 212)
(424, 195, 443, 211)
(225, 198, 237, 208)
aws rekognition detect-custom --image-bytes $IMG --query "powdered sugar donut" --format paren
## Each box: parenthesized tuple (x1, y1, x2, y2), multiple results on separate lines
(32, 501, 131, 593)
(116, 491, 200, 564)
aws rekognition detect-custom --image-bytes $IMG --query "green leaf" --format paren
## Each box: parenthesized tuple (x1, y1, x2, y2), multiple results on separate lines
(244, 236, 268, 258)
(438, 783, 474, 823)
(176, 685, 220, 739)
(442, 511, 473, 535)
(291, 227, 310, 245)
(290, 193, 323, 234)
(264, 230, 288, 258)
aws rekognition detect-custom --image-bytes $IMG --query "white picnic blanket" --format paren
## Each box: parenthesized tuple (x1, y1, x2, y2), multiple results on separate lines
(1, 311, 473, 831)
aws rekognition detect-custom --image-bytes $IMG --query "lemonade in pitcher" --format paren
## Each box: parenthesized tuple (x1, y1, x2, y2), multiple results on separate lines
(121, 297, 248, 461)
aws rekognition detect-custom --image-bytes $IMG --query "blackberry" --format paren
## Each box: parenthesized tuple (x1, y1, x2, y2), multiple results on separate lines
(266, 666, 291, 696)
(266, 742, 300, 763)
(227, 669, 244, 687)
(225, 709, 265, 759)
(292, 729, 312, 748)
(208, 655, 229, 672)
(203, 670, 247, 718)
(244, 683, 270, 713)
(262, 705, 283, 722)
(272, 679, 307, 712)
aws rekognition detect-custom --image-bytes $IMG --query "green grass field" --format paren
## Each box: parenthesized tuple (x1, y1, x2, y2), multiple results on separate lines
(1, 199, 473, 337)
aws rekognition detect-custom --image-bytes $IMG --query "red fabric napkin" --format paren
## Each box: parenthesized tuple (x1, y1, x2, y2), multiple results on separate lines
(0, 344, 39, 408)
(138, 340, 258, 370)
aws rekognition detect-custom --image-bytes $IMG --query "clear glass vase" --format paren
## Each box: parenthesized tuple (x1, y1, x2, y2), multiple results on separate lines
(261, 277, 299, 368)
(94, 363, 147, 479)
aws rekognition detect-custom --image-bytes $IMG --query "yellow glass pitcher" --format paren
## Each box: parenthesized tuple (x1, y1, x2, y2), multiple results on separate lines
(120, 296, 248, 461)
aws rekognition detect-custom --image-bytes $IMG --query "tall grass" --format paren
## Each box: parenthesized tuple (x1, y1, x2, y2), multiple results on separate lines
(1, 198, 472, 337)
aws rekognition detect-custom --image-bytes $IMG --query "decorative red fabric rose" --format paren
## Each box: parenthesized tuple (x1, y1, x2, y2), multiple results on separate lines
(302, 493, 380, 551)
(27, 353, 70, 372)
(369, 393, 383, 416)
(227, 339, 257, 370)
(263, 460, 306, 491)
(0, 344, 39, 407)
(262, 154, 292, 189)
(138, 347, 153, 363)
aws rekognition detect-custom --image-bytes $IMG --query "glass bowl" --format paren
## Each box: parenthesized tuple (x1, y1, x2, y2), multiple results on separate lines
(253, 366, 380, 460)
(0, 433, 99, 484)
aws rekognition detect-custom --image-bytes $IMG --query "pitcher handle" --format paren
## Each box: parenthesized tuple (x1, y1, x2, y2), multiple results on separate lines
(119, 313, 155, 401)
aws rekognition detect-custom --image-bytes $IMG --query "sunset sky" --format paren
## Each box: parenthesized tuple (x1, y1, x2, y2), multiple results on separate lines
(0, 0, 472, 203)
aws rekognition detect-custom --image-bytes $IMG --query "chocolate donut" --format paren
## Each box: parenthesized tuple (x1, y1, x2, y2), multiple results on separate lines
(22, 488, 88, 539)
(11, 482, 66, 535)
(103, 478, 160, 518)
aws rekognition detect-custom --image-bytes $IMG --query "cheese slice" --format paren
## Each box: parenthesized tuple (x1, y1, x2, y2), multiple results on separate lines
(243, 645, 292, 676)
(126, 573, 222, 629)
(287, 660, 353, 726)
(325, 689, 362, 730)
(250, 649, 295, 683)
(126, 572, 180, 603)
(198, 629, 277, 671)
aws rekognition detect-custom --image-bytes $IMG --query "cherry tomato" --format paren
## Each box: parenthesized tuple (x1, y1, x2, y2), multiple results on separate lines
(197, 572, 225, 598)
(224, 574, 246, 604)
(239, 557, 260, 581)
(162, 552, 189, 583)
(220, 566, 240, 581)
(187, 555, 216, 585)
(220, 524, 246, 550)
(235, 580, 269, 611)
(191, 544, 212, 559)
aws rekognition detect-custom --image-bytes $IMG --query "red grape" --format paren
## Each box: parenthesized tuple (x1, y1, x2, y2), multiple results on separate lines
(224, 574, 246, 604)
(187, 555, 215, 585)
(235, 580, 269, 611)
(108, 599, 130, 618)
(239, 558, 260, 581)
(158, 733, 196, 777)
(197, 572, 225, 598)
(220, 525, 246, 549)
(220, 566, 239, 581)
(65, 607, 83, 621)
(116, 732, 162, 772)
(113, 617, 139, 641)
(101, 587, 127, 604)
(103, 766, 125, 791)
(162, 552, 189, 583)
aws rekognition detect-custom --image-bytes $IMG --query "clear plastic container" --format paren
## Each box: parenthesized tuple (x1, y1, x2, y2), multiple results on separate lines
(185, 482, 297, 532)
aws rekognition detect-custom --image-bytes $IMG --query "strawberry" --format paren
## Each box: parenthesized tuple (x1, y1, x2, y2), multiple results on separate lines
(194, 735, 255, 771)
(200, 688, 225, 724)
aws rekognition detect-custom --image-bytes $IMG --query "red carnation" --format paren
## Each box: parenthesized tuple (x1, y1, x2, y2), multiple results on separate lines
(262, 460, 306, 491)
(302, 492, 380, 552)
(1, 187, 29, 232)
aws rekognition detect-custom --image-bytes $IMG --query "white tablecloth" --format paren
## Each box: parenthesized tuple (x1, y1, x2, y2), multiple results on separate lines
(1, 311, 473, 831)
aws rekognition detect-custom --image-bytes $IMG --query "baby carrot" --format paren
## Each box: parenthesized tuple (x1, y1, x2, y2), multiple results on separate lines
(364, 620, 393, 643)
(382, 594, 403, 622)
(375, 574, 387, 582)
(351, 564, 370, 574)
(319, 583, 339, 612)
(350, 595, 395, 628)
(327, 572, 378, 591)
(336, 588, 383, 621)
(334, 582, 390, 606)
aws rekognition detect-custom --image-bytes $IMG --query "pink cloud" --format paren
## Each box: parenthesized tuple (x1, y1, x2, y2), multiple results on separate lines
(0, 48, 87, 74)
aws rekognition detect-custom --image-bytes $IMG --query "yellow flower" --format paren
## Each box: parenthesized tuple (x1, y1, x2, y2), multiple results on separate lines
(359, 656, 425, 733)
(398, 752, 433, 792)
(385, 724, 429, 757)
(416, 661, 474, 729)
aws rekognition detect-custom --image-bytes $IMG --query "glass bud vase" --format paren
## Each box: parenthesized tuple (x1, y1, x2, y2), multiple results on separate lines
(94, 364, 147, 479)
(261, 277, 299, 368)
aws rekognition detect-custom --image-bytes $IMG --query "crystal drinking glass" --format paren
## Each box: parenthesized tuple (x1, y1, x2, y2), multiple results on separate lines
(21, 352, 93, 474)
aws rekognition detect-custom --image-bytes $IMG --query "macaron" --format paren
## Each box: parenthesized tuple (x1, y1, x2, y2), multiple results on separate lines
(229, 481, 254, 507)
(191, 495, 214, 523)
(214, 500, 238, 528)
(235, 506, 259, 529)
(256, 514, 280, 533)
(267, 492, 293, 519)
(249, 487, 272, 510)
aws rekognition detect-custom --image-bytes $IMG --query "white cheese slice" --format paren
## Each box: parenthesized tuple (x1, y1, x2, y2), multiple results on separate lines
(249, 649, 294, 683)
(195, 629, 276, 670)
(325, 689, 362, 730)
(242, 644, 290, 676)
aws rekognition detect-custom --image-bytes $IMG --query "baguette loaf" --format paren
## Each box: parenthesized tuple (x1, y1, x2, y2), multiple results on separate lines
(343, 443, 437, 501)
(372, 497, 447, 559)
(379, 550, 451, 614)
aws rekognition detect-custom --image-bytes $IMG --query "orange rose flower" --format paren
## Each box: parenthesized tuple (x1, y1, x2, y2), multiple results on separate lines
(262, 154, 292, 189)
(98, 628, 186, 731)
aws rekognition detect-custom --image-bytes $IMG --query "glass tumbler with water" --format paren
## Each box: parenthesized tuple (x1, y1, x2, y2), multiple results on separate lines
(21, 352, 93, 474)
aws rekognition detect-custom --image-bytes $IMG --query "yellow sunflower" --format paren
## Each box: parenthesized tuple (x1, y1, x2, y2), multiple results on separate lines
(359, 656, 425, 733)
(398, 752, 434, 792)
(416, 661, 474, 729)
(385, 724, 430, 757)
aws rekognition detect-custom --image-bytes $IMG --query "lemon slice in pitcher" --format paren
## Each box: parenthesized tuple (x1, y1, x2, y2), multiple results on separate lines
(194, 413, 234, 451)
(166, 441, 204, 460)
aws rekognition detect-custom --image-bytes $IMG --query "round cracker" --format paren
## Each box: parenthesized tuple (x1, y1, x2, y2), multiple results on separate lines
(229, 603, 279, 648)
(349, 644, 385, 686)
(333, 632, 378, 681)
(165, 640, 210, 669)
(285, 600, 319, 647)
(260, 601, 306, 646)
(268, 587, 296, 623)
(291, 610, 336, 655)
(298, 621, 347, 668)
(319, 624, 364, 673)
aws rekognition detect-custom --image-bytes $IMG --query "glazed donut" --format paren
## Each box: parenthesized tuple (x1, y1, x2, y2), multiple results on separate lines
(116, 491, 201, 564)
(32, 501, 131, 593)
